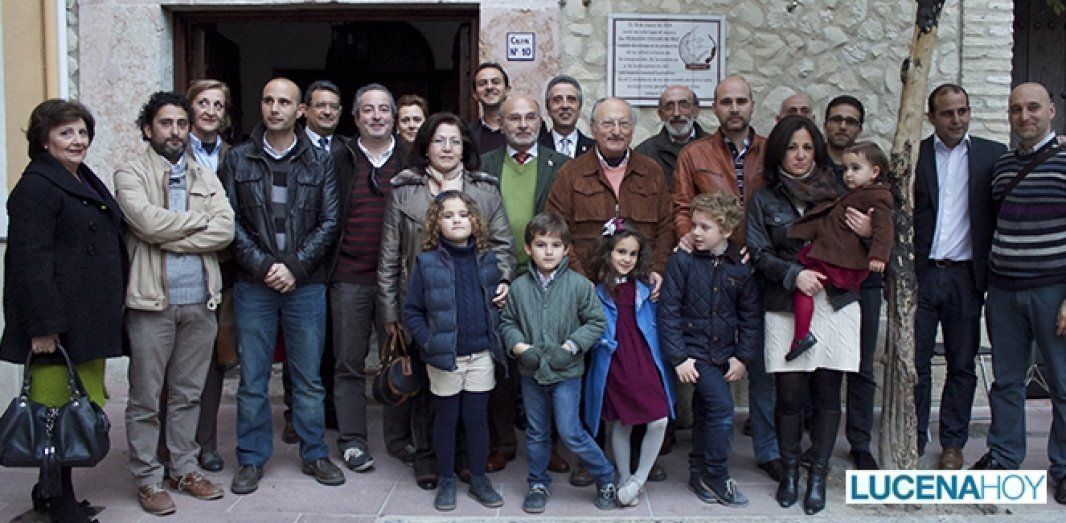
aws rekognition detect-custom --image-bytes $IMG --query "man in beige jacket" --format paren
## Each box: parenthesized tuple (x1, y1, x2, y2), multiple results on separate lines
(114, 91, 234, 516)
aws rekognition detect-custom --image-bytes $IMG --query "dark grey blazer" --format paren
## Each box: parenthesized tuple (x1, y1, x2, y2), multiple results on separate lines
(480, 146, 570, 214)
(913, 134, 1007, 292)
(538, 128, 594, 158)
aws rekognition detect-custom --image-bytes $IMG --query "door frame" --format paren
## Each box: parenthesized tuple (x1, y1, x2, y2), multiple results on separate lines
(169, 5, 480, 121)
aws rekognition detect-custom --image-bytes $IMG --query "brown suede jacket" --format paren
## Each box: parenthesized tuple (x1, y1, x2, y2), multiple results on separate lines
(545, 149, 674, 276)
(672, 129, 767, 243)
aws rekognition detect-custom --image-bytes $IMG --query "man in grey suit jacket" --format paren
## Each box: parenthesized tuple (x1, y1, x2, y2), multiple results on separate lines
(479, 93, 569, 473)
(912, 83, 1007, 469)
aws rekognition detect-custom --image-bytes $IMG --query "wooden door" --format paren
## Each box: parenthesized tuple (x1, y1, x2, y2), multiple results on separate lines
(1013, 0, 1066, 135)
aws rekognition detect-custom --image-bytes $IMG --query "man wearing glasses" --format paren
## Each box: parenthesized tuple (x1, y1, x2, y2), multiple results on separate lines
(326, 83, 410, 473)
(546, 97, 674, 280)
(303, 80, 347, 155)
(814, 94, 883, 472)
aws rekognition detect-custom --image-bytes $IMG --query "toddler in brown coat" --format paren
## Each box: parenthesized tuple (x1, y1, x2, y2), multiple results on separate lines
(785, 141, 895, 361)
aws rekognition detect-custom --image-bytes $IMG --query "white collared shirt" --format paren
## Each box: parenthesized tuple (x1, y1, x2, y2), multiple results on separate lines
(305, 127, 332, 151)
(357, 136, 396, 168)
(262, 134, 297, 160)
(505, 143, 539, 165)
(1020, 132, 1058, 155)
(551, 129, 579, 158)
(930, 133, 972, 261)
(188, 133, 222, 173)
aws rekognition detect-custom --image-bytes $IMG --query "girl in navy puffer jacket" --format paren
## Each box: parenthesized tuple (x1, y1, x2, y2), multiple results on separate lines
(403, 190, 506, 511)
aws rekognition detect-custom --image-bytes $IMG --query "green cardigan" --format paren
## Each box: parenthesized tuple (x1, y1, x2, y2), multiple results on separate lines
(500, 258, 606, 385)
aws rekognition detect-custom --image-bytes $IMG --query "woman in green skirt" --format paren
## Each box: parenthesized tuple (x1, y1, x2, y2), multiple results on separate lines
(1, 99, 127, 521)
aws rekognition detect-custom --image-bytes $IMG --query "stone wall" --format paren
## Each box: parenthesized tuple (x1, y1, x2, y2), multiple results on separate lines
(561, 0, 1012, 149)
(68, 1, 1013, 179)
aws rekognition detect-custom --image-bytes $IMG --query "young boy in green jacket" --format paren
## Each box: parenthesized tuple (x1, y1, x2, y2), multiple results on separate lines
(500, 212, 616, 513)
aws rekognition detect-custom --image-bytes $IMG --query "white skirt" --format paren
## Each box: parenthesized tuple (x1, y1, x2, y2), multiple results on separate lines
(764, 291, 860, 374)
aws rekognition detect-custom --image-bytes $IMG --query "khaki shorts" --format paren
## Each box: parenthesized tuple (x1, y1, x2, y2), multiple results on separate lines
(426, 350, 496, 396)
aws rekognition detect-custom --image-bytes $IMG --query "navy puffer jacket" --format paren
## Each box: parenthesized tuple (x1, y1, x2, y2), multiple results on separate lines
(657, 245, 762, 366)
(402, 245, 504, 371)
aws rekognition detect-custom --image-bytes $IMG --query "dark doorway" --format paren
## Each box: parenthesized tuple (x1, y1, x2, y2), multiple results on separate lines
(172, 7, 478, 140)
(1012, 0, 1066, 136)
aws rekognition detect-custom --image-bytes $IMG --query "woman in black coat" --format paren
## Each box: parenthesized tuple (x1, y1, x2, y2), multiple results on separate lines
(1, 99, 127, 521)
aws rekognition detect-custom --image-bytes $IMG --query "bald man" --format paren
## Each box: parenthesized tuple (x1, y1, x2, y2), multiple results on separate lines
(219, 77, 343, 494)
(776, 93, 814, 122)
(972, 83, 1066, 506)
(635, 85, 709, 188)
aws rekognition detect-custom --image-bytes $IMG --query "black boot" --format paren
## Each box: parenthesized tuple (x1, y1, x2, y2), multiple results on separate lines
(804, 409, 842, 515)
(775, 413, 803, 508)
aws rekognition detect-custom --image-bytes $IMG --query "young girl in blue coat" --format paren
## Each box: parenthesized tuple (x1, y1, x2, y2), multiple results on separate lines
(584, 218, 675, 507)
(403, 190, 507, 511)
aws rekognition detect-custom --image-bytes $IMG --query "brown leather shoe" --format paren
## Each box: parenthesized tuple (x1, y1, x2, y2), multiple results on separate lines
(282, 422, 298, 444)
(138, 484, 176, 516)
(938, 447, 964, 470)
(548, 452, 571, 473)
(569, 463, 595, 487)
(169, 472, 225, 500)
(486, 451, 513, 472)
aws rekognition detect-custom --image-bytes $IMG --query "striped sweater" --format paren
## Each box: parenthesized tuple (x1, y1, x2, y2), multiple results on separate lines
(988, 142, 1066, 290)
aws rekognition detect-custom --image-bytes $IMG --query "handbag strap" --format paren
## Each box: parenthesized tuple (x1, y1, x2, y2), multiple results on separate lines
(380, 330, 410, 362)
(995, 142, 1060, 208)
(20, 344, 86, 401)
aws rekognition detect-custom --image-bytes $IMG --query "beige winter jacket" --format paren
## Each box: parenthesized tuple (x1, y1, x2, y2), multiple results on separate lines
(114, 146, 234, 311)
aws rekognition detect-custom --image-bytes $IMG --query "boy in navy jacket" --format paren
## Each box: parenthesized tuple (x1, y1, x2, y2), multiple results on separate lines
(659, 192, 762, 508)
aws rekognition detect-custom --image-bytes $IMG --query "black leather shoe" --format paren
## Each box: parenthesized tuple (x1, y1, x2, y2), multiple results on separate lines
(804, 463, 828, 515)
(199, 451, 224, 472)
(282, 422, 298, 444)
(850, 450, 879, 470)
(648, 462, 667, 482)
(776, 460, 800, 508)
(786, 332, 818, 361)
(416, 473, 439, 490)
(1056, 479, 1066, 504)
(230, 465, 262, 495)
(970, 452, 1007, 470)
(758, 458, 784, 482)
(302, 458, 345, 486)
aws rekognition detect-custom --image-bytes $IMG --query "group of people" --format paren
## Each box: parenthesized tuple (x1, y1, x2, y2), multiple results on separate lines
(2, 57, 1065, 522)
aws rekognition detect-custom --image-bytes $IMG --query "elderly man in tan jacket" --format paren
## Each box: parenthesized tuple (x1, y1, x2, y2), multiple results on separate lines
(114, 91, 234, 516)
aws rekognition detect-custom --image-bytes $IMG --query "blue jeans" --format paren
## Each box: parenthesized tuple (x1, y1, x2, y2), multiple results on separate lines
(747, 345, 780, 463)
(235, 282, 328, 465)
(689, 361, 735, 479)
(986, 283, 1066, 480)
(520, 376, 614, 487)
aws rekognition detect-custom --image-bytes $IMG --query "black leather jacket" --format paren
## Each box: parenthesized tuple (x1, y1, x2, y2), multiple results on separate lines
(219, 124, 340, 285)
(746, 182, 857, 313)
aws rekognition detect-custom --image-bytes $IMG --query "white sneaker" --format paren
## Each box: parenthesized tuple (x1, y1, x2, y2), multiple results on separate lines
(617, 477, 642, 507)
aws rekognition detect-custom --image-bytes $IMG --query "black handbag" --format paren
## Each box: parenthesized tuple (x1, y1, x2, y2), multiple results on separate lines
(0, 344, 111, 468)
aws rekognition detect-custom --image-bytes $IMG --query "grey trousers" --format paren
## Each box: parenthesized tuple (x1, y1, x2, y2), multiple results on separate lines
(330, 282, 379, 452)
(126, 304, 217, 486)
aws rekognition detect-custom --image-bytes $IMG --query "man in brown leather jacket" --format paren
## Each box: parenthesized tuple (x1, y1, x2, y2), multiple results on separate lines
(672, 75, 767, 246)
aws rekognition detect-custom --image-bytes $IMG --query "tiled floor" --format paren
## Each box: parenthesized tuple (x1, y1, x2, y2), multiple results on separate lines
(2, 398, 1063, 521)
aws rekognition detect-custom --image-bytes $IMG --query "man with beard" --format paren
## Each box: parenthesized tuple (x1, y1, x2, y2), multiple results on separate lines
(468, 62, 511, 153)
(480, 93, 570, 472)
(803, 94, 881, 471)
(327, 83, 410, 472)
(777, 92, 815, 122)
(539, 75, 595, 158)
(670, 75, 783, 484)
(115, 91, 234, 515)
(823, 95, 865, 175)
(635, 85, 708, 189)
(303, 80, 347, 154)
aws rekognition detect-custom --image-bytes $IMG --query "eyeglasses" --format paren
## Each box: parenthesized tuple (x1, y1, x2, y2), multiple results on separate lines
(431, 137, 463, 148)
(826, 115, 862, 127)
(596, 119, 633, 131)
(313, 102, 341, 111)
